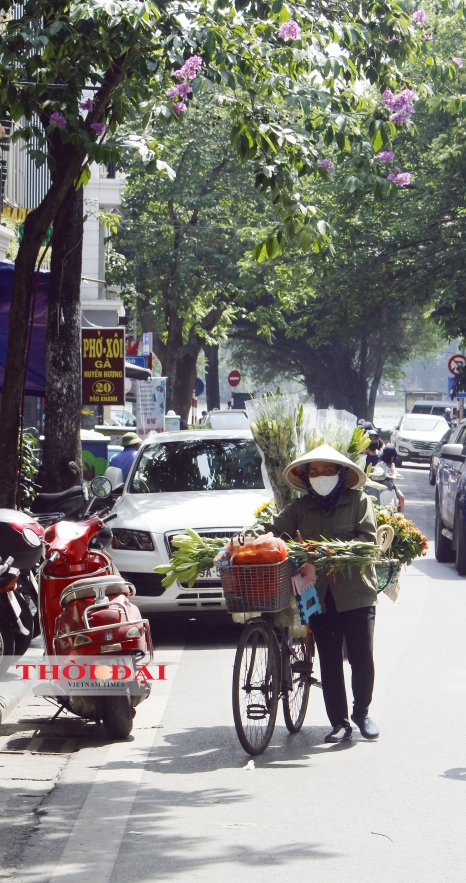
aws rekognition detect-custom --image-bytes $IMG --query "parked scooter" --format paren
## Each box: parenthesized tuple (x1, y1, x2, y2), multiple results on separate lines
(38, 477, 152, 739)
(0, 508, 44, 651)
(0, 556, 31, 675)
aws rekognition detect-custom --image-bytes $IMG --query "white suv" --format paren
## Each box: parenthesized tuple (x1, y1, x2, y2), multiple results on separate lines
(391, 413, 449, 465)
(108, 429, 270, 613)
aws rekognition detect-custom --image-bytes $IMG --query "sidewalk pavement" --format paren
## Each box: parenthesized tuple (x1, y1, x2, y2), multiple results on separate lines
(0, 637, 43, 723)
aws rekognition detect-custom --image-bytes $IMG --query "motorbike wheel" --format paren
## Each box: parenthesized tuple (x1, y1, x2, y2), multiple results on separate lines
(13, 592, 34, 657)
(102, 695, 134, 739)
(0, 622, 15, 676)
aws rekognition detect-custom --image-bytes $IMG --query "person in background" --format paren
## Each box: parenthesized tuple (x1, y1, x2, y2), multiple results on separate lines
(109, 432, 141, 480)
(365, 430, 383, 470)
(199, 410, 208, 424)
(443, 406, 453, 427)
(376, 444, 405, 513)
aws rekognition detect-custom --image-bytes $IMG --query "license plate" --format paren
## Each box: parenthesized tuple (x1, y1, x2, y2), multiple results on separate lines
(197, 566, 219, 581)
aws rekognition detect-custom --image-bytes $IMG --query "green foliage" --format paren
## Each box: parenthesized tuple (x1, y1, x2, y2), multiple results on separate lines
(20, 430, 41, 506)
(0, 0, 443, 248)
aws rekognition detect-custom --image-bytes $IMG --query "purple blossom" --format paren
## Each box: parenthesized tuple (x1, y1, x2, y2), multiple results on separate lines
(90, 122, 108, 135)
(172, 102, 187, 114)
(411, 9, 426, 25)
(387, 168, 412, 186)
(278, 20, 301, 41)
(382, 88, 417, 125)
(167, 86, 181, 98)
(49, 111, 66, 129)
(424, 33, 432, 41)
(79, 98, 94, 112)
(174, 55, 203, 80)
(374, 150, 395, 163)
(453, 56, 464, 68)
(175, 81, 192, 99)
(317, 158, 335, 172)
(388, 35, 402, 43)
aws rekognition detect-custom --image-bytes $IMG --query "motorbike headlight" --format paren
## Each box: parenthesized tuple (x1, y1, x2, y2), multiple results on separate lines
(112, 529, 154, 551)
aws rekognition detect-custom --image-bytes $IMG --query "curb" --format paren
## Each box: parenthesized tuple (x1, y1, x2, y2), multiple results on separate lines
(0, 675, 33, 724)
(0, 639, 43, 724)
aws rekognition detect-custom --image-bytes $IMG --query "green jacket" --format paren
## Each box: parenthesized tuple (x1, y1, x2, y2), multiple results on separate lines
(265, 488, 378, 613)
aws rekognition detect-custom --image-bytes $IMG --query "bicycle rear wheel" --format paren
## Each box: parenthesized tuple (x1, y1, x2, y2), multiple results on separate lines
(232, 619, 279, 755)
(282, 631, 314, 733)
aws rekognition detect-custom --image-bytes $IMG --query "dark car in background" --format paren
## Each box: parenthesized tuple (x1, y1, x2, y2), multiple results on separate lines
(428, 426, 455, 485)
(435, 419, 466, 574)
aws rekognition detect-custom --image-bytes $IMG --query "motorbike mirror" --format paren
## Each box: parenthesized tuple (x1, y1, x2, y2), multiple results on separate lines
(90, 476, 112, 499)
(23, 527, 42, 547)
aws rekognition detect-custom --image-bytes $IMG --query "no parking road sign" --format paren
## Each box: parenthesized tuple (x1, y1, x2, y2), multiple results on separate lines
(228, 369, 241, 387)
(448, 353, 466, 375)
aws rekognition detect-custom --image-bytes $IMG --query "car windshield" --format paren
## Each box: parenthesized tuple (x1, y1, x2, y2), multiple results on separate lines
(402, 417, 446, 431)
(129, 439, 265, 493)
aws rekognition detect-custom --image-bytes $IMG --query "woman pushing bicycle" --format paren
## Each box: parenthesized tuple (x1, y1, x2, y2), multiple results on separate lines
(263, 443, 379, 744)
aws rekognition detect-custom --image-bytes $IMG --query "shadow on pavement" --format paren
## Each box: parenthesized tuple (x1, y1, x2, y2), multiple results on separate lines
(442, 768, 466, 780)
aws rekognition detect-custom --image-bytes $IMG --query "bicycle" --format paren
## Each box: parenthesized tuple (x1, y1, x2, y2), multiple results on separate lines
(232, 614, 316, 755)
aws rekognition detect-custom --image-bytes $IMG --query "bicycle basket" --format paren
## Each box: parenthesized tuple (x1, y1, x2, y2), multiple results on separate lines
(219, 559, 293, 613)
(375, 558, 401, 593)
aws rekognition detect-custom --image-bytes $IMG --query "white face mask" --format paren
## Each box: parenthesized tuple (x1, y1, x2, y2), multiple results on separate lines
(308, 473, 340, 497)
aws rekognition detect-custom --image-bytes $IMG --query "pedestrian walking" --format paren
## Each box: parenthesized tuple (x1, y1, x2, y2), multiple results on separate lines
(264, 443, 379, 743)
(109, 432, 141, 480)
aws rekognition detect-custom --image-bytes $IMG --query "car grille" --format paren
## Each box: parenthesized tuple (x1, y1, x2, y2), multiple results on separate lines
(411, 441, 437, 451)
(119, 571, 166, 597)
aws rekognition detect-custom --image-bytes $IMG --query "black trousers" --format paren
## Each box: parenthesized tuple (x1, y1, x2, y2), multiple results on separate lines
(311, 589, 375, 727)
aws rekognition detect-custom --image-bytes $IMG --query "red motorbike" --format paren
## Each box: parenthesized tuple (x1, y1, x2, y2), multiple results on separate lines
(39, 496, 152, 739)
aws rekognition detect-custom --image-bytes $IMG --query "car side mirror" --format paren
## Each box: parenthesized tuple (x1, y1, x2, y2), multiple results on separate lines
(439, 443, 465, 462)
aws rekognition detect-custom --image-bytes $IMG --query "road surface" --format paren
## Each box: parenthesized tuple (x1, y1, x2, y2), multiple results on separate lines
(1, 465, 466, 883)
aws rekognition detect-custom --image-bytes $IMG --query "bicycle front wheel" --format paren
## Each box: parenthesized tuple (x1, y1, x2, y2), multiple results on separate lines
(282, 631, 314, 733)
(232, 619, 279, 755)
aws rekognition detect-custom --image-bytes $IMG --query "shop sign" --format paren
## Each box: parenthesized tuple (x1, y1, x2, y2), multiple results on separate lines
(82, 328, 125, 405)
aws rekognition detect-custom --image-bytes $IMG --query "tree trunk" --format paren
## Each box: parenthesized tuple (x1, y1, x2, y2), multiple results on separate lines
(39, 187, 84, 492)
(204, 343, 220, 411)
(0, 57, 126, 508)
(173, 346, 201, 422)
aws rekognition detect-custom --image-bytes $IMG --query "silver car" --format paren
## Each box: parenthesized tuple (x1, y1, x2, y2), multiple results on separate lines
(391, 414, 449, 466)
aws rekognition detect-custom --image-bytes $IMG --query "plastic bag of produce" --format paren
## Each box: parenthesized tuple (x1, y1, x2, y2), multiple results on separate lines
(230, 533, 288, 566)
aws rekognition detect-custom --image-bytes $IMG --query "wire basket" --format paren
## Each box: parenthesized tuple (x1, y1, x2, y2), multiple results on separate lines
(219, 559, 293, 613)
(375, 558, 402, 593)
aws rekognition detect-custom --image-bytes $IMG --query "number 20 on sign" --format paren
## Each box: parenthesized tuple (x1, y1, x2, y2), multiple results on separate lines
(82, 328, 125, 406)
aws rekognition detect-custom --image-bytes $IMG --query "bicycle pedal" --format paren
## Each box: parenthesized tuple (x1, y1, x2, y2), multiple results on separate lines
(291, 661, 313, 674)
(246, 704, 268, 720)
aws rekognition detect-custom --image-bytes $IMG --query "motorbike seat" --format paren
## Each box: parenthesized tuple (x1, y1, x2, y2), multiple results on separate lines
(30, 486, 83, 512)
(59, 575, 133, 607)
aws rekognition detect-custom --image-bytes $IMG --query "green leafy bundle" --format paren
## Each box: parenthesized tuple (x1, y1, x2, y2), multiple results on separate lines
(155, 529, 227, 588)
(286, 538, 380, 574)
(156, 531, 380, 589)
(246, 393, 299, 510)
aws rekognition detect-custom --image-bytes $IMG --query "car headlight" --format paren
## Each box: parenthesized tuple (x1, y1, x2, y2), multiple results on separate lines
(112, 529, 154, 551)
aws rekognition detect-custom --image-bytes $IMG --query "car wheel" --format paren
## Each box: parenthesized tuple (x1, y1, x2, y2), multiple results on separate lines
(435, 500, 455, 562)
(455, 502, 466, 576)
(429, 460, 437, 485)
